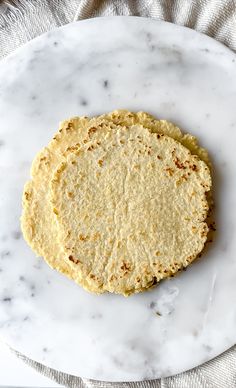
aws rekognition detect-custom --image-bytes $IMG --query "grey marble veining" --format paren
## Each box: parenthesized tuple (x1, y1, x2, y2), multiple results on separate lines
(0, 17, 236, 381)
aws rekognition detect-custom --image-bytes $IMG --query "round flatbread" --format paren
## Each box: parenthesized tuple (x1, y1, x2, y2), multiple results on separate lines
(21, 110, 212, 293)
(50, 124, 211, 295)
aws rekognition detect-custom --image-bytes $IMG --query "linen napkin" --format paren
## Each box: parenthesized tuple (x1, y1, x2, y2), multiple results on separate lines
(1, 1, 236, 387)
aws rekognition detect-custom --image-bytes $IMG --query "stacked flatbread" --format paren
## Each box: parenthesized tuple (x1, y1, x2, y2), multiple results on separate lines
(21, 110, 212, 296)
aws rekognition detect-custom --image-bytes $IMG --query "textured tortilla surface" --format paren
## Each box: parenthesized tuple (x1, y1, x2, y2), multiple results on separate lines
(21, 110, 212, 294)
(50, 124, 211, 295)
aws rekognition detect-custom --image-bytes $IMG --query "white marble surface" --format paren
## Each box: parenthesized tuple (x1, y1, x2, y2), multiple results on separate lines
(0, 341, 60, 387)
(0, 17, 236, 382)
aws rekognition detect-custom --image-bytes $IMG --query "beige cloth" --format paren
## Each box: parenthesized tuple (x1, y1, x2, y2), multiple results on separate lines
(1, 0, 236, 387)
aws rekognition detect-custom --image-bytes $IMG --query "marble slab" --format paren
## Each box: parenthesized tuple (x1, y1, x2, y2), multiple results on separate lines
(0, 17, 236, 382)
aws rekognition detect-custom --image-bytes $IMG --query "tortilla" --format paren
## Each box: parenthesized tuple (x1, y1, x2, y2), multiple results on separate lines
(21, 110, 212, 294)
(50, 124, 211, 295)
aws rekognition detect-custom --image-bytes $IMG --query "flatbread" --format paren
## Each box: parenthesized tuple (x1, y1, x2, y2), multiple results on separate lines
(50, 125, 211, 295)
(21, 110, 212, 293)
(21, 117, 90, 277)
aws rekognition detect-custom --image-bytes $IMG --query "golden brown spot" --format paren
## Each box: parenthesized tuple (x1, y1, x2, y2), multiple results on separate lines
(79, 234, 89, 241)
(98, 159, 103, 167)
(24, 191, 31, 200)
(191, 164, 198, 172)
(53, 208, 58, 215)
(57, 163, 66, 174)
(67, 191, 74, 199)
(88, 127, 97, 136)
(174, 157, 186, 170)
(155, 251, 160, 256)
(120, 261, 131, 271)
(65, 122, 73, 131)
(68, 255, 81, 264)
(66, 145, 78, 152)
(165, 167, 174, 176)
(157, 155, 162, 160)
